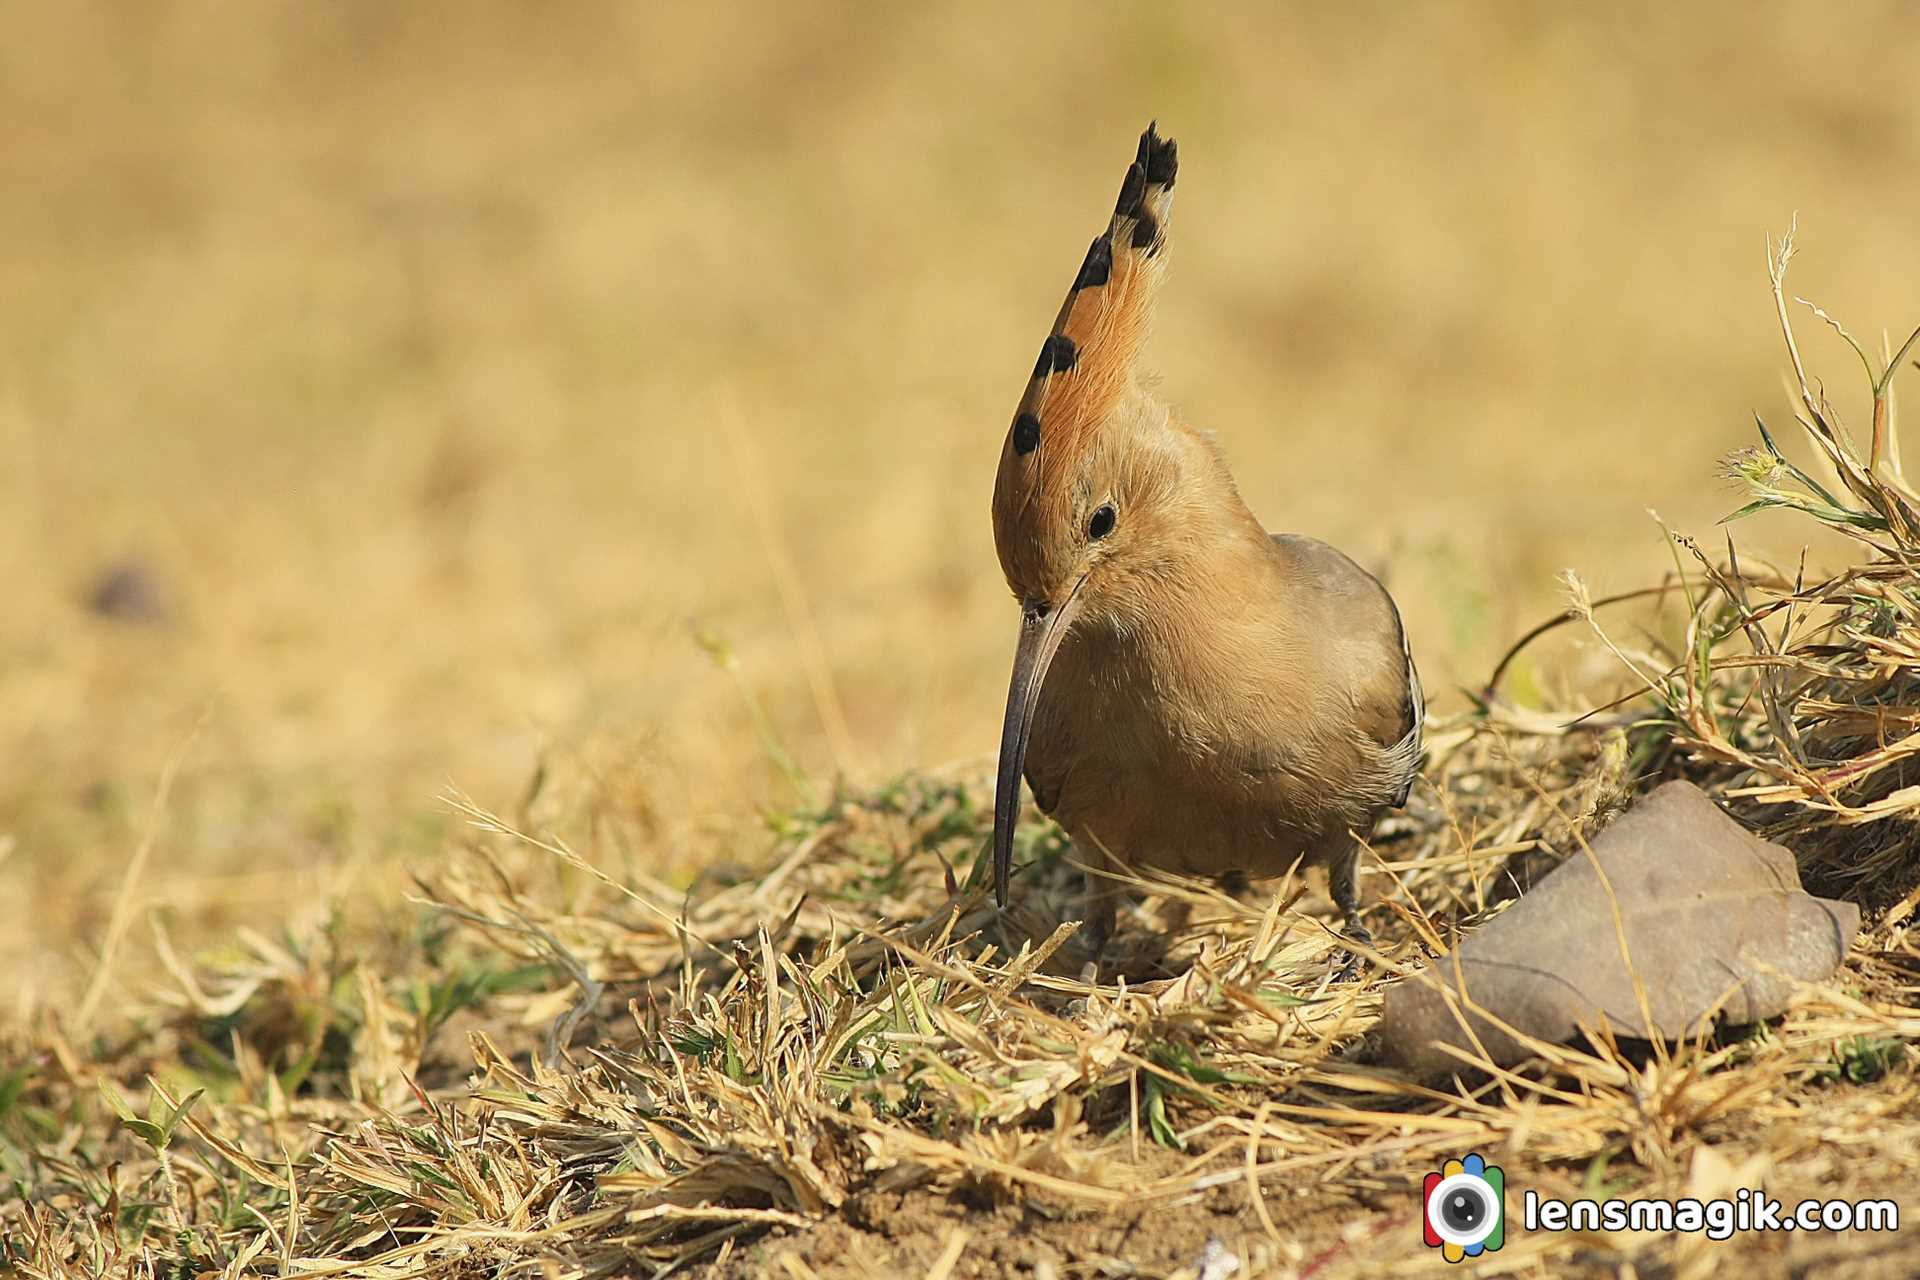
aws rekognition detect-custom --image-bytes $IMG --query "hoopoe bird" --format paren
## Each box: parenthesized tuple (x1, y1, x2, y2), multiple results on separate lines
(990, 123, 1423, 971)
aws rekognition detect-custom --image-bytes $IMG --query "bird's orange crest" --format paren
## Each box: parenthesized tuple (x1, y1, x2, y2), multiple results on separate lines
(992, 123, 1178, 600)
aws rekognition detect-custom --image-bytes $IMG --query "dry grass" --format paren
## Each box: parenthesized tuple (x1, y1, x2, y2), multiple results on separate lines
(6, 617, 1919, 1275)
(9, 5, 1920, 1277)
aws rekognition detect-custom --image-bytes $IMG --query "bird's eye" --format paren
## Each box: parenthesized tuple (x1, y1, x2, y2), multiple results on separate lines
(1088, 504, 1116, 540)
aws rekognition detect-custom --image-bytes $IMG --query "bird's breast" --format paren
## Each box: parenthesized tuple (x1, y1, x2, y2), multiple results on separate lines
(1023, 621, 1375, 877)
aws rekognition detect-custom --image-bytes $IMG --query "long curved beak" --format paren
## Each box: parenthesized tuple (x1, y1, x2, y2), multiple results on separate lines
(992, 582, 1086, 907)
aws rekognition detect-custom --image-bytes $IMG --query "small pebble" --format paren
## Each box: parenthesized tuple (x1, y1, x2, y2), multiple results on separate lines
(85, 560, 168, 624)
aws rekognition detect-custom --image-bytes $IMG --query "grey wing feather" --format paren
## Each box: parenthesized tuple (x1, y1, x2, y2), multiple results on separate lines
(1382, 595, 1423, 807)
(1265, 531, 1423, 808)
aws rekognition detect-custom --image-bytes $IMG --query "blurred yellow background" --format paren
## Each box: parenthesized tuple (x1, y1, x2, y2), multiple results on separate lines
(4, 2, 1915, 1011)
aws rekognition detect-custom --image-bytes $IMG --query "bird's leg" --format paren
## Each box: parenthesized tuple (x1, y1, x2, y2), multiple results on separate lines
(1329, 842, 1373, 981)
(1079, 847, 1119, 985)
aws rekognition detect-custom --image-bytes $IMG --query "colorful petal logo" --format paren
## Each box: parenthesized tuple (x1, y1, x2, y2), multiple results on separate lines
(1422, 1153, 1506, 1262)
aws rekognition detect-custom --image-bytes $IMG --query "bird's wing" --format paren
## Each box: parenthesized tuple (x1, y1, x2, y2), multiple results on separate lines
(1268, 532, 1424, 808)
(1381, 593, 1424, 807)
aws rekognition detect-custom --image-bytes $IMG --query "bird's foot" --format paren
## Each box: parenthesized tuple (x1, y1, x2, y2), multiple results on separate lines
(1332, 918, 1375, 984)
(1064, 955, 1108, 1018)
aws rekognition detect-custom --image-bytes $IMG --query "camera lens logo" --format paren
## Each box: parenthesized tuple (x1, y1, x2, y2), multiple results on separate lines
(1422, 1154, 1505, 1262)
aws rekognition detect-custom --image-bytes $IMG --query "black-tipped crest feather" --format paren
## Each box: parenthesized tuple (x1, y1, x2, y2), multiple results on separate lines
(998, 121, 1180, 527)
(1075, 237, 1113, 290)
